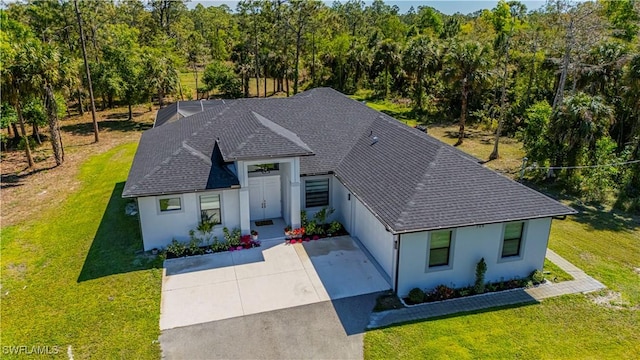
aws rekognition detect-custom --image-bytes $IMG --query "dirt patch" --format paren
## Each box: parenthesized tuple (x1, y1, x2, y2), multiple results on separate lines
(589, 290, 635, 310)
(5, 262, 27, 281)
(1, 105, 155, 227)
(579, 252, 597, 263)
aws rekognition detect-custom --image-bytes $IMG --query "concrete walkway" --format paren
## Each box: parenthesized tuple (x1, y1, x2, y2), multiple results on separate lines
(368, 249, 606, 329)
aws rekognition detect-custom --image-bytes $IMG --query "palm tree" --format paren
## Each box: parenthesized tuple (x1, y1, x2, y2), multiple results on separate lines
(445, 41, 490, 146)
(549, 93, 614, 170)
(403, 36, 441, 112)
(374, 39, 400, 97)
(1, 18, 39, 168)
(30, 42, 70, 166)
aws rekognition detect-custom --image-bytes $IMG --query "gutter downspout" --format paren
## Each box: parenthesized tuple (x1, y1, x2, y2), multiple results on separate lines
(394, 234, 401, 294)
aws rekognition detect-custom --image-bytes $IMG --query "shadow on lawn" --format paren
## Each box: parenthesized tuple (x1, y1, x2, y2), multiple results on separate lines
(567, 201, 639, 233)
(61, 119, 152, 136)
(78, 182, 162, 282)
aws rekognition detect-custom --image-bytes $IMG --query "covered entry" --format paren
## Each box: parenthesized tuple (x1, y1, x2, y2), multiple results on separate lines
(237, 158, 302, 235)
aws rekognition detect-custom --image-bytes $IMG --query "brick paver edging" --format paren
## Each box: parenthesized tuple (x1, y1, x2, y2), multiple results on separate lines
(368, 249, 606, 329)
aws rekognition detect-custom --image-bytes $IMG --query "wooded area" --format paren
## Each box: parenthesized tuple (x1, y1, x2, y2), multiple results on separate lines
(1, 0, 639, 211)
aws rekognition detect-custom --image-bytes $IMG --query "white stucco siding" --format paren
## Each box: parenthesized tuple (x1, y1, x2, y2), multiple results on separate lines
(332, 179, 352, 232)
(138, 189, 241, 250)
(397, 217, 552, 296)
(351, 197, 394, 278)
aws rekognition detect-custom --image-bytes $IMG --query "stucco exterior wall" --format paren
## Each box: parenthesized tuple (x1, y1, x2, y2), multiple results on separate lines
(332, 179, 352, 232)
(329, 178, 394, 278)
(351, 196, 394, 278)
(397, 218, 552, 296)
(138, 189, 241, 250)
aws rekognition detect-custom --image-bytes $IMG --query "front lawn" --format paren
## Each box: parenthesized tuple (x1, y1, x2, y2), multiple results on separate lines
(1, 142, 162, 359)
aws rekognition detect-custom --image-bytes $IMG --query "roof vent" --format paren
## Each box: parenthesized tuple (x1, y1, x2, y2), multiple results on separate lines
(371, 136, 379, 145)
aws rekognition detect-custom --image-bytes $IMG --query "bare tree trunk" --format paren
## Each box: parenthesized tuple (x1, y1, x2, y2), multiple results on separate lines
(45, 84, 63, 166)
(264, 66, 267, 98)
(312, 31, 316, 87)
(254, 13, 260, 98)
(74, 0, 99, 142)
(490, 34, 512, 160)
(455, 78, 469, 147)
(33, 123, 42, 145)
(285, 75, 290, 97)
(11, 122, 20, 140)
(128, 103, 133, 120)
(294, 31, 302, 94)
(193, 63, 199, 98)
(15, 98, 35, 168)
(524, 36, 538, 110)
(553, 19, 573, 110)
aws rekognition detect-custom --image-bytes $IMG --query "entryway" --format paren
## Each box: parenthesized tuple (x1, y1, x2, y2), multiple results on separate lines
(248, 175, 281, 220)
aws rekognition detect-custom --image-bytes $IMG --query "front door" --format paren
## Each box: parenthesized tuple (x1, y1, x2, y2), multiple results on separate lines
(249, 176, 282, 220)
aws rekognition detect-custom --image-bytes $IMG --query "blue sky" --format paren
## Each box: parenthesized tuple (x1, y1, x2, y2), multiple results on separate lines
(190, 1, 552, 15)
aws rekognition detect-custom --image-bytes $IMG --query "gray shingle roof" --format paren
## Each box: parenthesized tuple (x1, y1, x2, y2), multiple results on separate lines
(154, 100, 232, 127)
(124, 87, 575, 232)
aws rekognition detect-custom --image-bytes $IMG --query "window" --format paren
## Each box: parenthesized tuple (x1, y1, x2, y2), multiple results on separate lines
(502, 222, 524, 258)
(429, 231, 452, 267)
(305, 179, 329, 208)
(200, 194, 221, 224)
(248, 163, 279, 173)
(159, 197, 181, 212)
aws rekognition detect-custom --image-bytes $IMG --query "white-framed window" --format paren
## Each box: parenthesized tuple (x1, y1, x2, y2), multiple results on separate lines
(158, 197, 181, 212)
(501, 222, 524, 258)
(200, 194, 222, 224)
(428, 230, 453, 268)
(304, 178, 330, 208)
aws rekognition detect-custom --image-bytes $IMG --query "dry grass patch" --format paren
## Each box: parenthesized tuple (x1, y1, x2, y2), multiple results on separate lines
(1, 105, 155, 226)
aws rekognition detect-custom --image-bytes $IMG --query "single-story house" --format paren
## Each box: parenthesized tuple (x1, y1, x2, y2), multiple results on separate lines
(123, 88, 575, 296)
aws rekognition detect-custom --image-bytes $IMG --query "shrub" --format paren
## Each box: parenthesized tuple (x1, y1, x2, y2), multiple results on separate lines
(313, 207, 335, 225)
(223, 227, 242, 247)
(408, 288, 425, 304)
(166, 239, 187, 257)
(300, 210, 308, 227)
(474, 258, 487, 294)
(306, 221, 318, 236)
(328, 221, 342, 234)
(188, 237, 204, 255)
(428, 285, 455, 301)
(530, 269, 545, 284)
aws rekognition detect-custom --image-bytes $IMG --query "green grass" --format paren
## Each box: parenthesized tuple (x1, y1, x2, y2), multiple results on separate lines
(543, 258, 573, 283)
(350, 92, 418, 127)
(1, 142, 163, 359)
(365, 295, 640, 359)
(549, 206, 640, 305)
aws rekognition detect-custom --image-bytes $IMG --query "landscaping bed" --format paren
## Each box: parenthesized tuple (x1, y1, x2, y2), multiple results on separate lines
(163, 226, 260, 259)
(404, 260, 547, 306)
(283, 207, 348, 244)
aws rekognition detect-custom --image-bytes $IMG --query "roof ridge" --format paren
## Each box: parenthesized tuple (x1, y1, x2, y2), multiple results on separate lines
(126, 102, 235, 194)
(251, 111, 313, 152)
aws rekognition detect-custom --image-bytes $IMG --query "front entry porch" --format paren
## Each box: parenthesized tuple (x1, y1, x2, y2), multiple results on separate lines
(251, 217, 287, 241)
(237, 157, 302, 236)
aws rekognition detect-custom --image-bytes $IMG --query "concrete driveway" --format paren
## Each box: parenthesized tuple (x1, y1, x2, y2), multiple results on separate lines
(160, 292, 380, 360)
(160, 236, 390, 330)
